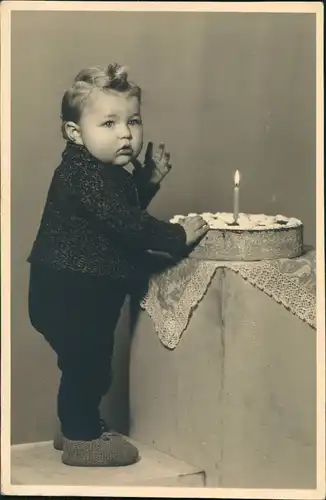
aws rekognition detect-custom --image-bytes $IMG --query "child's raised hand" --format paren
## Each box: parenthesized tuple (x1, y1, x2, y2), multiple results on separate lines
(145, 142, 172, 184)
(132, 142, 172, 186)
(178, 215, 209, 247)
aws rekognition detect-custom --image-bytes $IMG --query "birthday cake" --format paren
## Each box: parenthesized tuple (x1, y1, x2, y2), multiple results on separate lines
(170, 212, 304, 261)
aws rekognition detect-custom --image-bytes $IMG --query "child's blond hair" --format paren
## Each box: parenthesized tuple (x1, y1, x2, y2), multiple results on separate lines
(61, 63, 141, 139)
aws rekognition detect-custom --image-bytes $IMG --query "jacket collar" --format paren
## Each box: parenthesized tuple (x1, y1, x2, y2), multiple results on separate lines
(62, 141, 99, 167)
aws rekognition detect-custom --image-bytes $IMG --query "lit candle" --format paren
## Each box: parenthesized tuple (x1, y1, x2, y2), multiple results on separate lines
(233, 170, 240, 224)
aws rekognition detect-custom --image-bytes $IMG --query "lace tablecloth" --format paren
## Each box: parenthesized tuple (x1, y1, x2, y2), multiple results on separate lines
(139, 248, 316, 350)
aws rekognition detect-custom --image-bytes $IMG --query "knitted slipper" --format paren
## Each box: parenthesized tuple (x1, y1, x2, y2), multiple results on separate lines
(61, 432, 140, 467)
(53, 419, 109, 451)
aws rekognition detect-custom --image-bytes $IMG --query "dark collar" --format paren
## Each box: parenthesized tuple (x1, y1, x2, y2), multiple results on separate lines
(61, 141, 131, 177)
(62, 141, 100, 167)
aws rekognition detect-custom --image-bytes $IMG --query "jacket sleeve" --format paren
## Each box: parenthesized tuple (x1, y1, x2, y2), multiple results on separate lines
(59, 164, 188, 255)
(132, 169, 160, 209)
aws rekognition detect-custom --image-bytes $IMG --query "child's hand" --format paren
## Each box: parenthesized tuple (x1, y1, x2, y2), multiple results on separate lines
(132, 142, 172, 186)
(145, 142, 172, 185)
(178, 215, 209, 247)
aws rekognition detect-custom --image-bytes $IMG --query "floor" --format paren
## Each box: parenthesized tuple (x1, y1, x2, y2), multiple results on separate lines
(10, 437, 206, 489)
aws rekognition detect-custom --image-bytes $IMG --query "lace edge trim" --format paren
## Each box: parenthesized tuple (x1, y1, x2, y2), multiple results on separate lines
(140, 261, 316, 350)
(228, 263, 316, 330)
(140, 262, 218, 349)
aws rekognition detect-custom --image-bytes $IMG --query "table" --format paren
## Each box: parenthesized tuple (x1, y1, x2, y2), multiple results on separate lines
(129, 249, 316, 488)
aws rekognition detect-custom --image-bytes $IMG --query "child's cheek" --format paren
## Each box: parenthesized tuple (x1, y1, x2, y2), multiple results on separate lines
(134, 132, 143, 157)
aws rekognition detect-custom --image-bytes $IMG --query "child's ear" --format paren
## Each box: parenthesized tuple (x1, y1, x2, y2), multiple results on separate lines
(64, 121, 83, 145)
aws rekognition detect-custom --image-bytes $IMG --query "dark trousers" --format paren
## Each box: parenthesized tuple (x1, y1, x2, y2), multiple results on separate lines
(28, 264, 128, 440)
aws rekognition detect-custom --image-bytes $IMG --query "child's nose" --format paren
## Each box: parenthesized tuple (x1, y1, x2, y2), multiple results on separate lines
(118, 124, 132, 139)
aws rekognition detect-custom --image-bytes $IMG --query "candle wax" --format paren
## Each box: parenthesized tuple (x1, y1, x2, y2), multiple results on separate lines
(233, 186, 239, 223)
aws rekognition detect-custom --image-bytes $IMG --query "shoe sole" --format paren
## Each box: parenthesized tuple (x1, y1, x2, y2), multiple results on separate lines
(61, 455, 141, 467)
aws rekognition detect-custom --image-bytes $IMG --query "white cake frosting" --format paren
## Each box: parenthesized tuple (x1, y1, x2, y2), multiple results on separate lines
(170, 212, 302, 231)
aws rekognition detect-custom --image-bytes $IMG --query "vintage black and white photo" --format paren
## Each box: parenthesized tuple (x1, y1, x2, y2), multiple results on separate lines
(1, 1, 324, 498)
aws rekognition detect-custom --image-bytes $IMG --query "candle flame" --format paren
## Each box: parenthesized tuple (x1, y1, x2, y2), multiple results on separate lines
(234, 170, 240, 186)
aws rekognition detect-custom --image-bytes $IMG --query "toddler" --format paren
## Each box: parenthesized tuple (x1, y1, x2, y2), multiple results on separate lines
(28, 63, 208, 467)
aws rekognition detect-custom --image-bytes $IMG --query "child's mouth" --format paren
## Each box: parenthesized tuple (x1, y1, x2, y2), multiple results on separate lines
(117, 146, 133, 156)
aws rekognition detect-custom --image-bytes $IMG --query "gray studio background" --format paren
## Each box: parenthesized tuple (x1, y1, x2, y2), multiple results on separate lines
(11, 11, 316, 444)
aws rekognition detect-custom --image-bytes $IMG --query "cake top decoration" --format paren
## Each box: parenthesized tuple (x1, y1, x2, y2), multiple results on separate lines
(170, 212, 302, 231)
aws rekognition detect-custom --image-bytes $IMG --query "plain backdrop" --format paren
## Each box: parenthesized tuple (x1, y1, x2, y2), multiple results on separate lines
(10, 11, 316, 443)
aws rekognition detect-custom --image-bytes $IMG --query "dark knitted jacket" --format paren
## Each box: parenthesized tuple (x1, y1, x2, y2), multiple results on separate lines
(27, 142, 187, 279)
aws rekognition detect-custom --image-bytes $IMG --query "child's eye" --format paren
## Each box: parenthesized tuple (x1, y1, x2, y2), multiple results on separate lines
(103, 120, 115, 128)
(129, 118, 142, 126)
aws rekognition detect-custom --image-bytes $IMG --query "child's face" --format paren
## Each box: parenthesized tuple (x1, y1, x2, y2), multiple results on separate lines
(77, 89, 143, 165)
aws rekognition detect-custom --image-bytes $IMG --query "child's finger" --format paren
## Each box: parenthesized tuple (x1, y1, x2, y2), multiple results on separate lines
(197, 225, 209, 237)
(145, 141, 154, 165)
(155, 142, 165, 161)
(162, 162, 172, 174)
(188, 215, 205, 227)
(164, 151, 170, 163)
